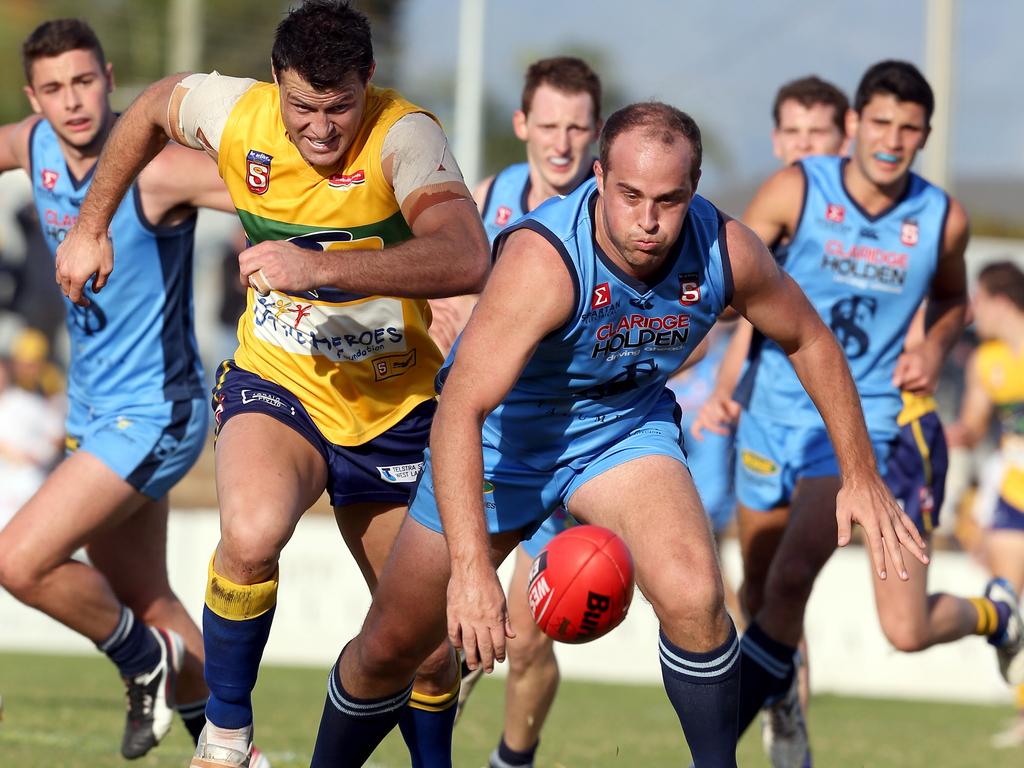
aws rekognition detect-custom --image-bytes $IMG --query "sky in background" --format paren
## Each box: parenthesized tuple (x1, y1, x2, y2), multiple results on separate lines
(396, 0, 1024, 197)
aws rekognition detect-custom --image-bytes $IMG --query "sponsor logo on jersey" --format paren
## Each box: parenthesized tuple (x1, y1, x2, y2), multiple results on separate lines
(591, 282, 611, 309)
(483, 480, 495, 494)
(376, 462, 424, 483)
(495, 205, 513, 226)
(826, 203, 845, 223)
(240, 388, 296, 414)
(245, 150, 272, 195)
(372, 349, 416, 381)
(592, 313, 689, 358)
(43, 208, 78, 243)
(679, 272, 701, 305)
(41, 169, 59, 191)
(740, 449, 779, 476)
(820, 239, 908, 292)
(900, 219, 919, 246)
(328, 169, 366, 189)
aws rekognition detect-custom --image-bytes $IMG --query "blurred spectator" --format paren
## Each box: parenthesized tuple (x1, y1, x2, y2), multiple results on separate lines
(0, 356, 63, 528)
(13, 202, 65, 346)
(11, 327, 63, 399)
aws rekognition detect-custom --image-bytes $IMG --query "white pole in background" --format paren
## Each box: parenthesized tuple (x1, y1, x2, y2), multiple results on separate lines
(923, 0, 956, 190)
(168, 0, 203, 73)
(454, 0, 486, 187)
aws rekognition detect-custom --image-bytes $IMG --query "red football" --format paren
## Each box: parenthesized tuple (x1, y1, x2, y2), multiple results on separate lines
(527, 525, 635, 643)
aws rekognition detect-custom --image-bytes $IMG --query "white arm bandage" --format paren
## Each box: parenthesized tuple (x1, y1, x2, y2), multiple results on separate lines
(382, 112, 469, 209)
(170, 72, 257, 156)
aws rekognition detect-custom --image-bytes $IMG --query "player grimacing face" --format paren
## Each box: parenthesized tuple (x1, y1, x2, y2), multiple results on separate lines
(594, 128, 698, 278)
(275, 67, 372, 169)
(847, 93, 930, 192)
(24, 49, 113, 153)
(514, 84, 599, 196)
(772, 100, 846, 165)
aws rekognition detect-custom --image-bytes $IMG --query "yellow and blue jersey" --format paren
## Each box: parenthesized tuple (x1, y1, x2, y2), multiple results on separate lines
(28, 119, 204, 408)
(217, 83, 444, 446)
(977, 340, 1024, 509)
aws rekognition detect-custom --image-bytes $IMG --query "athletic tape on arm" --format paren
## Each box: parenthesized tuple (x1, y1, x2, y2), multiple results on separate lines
(169, 72, 256, 157)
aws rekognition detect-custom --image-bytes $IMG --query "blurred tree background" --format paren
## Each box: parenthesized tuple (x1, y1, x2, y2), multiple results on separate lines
(0, 0, 405, 120)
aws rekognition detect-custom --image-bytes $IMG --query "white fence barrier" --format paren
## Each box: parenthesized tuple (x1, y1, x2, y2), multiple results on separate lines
(0, 509, 1012, 704)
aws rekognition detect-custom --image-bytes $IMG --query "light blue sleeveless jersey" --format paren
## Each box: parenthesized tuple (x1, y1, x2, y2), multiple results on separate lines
(740, 155, 946, 437)
(442, 178, 732, 469)
(480, 162, 531, 243)
(29, 120, 205, 407)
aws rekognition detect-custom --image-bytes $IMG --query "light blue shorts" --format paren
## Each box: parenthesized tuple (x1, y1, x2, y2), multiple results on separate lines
(65, 397, 208, 500)
(520, 507, 577, 558)
(409, 416, 688, 540)
(735, 412, 892, 512)
(680, 411, 736, 533)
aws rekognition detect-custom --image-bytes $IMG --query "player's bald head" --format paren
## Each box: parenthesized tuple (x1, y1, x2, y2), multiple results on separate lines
(599, 102, 702, 186)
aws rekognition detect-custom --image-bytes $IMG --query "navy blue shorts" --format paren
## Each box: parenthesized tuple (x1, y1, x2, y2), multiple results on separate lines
(212, 360, 433, 507)
(993, 496, 1024, 531)
(884, 411, 948, 536)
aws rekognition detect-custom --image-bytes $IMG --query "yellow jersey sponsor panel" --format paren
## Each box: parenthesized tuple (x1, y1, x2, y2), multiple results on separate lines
(977, 340, 1024, 507)
(219, 82, 443, 445)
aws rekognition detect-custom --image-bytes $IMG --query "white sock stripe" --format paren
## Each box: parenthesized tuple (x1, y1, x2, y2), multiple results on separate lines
(658, 635, 739, 671)
(660, 643, 741, 679)
(326, 667, 412, 717)
(177, 700, 208, 717)
(740, 637, 789, 679)
(99, 606, 133, 652)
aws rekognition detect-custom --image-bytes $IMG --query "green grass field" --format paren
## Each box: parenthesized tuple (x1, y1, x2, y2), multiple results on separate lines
(0, 651, 1019, 767)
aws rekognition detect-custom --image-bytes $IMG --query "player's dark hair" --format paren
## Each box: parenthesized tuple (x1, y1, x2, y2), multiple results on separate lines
(22, 19, 106, 84)
(772, 76, 848, 132)
(521, 56, 602, 121)
(272, 0, 373, 89)
(599, 102, 702, 185)
(978, 261, 1024, 311)
(854, 60, 934, 125)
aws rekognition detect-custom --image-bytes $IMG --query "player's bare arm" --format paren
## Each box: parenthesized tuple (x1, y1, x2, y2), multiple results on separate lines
(945, 350, 994, 448)
(55, 74, 190, 305)
(893, 197, 969, 394)
(238, 115, 489, 299)
(690, 319, 752, 439)
(137, 141, 235, 224)
(0, 117, 38, 173)
(431, 228, 574, 672)
(726, 217, 927, 580)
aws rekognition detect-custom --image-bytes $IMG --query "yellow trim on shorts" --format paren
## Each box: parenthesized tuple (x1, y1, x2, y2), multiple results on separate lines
(407, 674, 461, 713)
(896, 393, 937, 427)
(909, 417, 935, 534)
(1015, 683, 1024, 710)
(205, 553, 279, 621)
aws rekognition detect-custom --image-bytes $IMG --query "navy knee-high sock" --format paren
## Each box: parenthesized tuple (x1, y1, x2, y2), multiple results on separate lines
(203, 605, 275, 729)
(659, 622, 741, 768)
(311, 660, 412, 768)
(97, 605, 161, 678)
(396, 678, 460, 768)
(737, 621, 796, 737)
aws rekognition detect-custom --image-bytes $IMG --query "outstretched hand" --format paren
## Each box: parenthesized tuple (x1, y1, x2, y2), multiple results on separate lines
(835, 474, 928, 581)
(447, 563, 514, 673)
(55, 227, 113, 307)
(689, 390, 741, 441)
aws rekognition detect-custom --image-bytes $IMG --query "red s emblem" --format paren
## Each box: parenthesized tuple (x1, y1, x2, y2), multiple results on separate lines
(245, 149, 272, 195)
(495, 206, 512, 226)
(41, 169, 59, 191)
(591, 282, 611, 309)
(679, 273, 701, 305)
(900, 220, 919, 246)
(826, 203, 845, 223)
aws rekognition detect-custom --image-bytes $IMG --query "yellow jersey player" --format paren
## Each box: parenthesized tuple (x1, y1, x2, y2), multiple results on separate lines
(948, 260, 1024, 747)
(55, 2, 489, 766)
